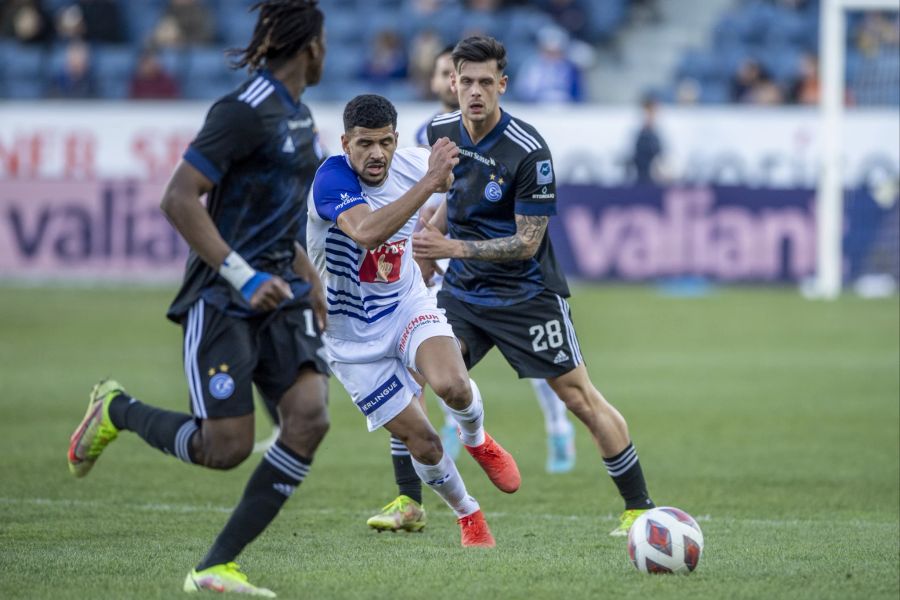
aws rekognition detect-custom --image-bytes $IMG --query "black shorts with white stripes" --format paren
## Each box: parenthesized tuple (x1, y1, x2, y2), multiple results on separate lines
(437, 288, 583, 379)
(181, 298, 327, 419)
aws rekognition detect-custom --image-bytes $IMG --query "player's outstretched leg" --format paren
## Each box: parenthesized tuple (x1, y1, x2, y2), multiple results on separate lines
(188, 369, 329, 594)
(548, 365, 655, 537)
(68, 379, 203, 476)
(415, 337, 520, 493)
(454, 378, 520, 493)
(68, 379, 124, 477)
(384, 402, 495, 547)
(530, 378, 576, 474)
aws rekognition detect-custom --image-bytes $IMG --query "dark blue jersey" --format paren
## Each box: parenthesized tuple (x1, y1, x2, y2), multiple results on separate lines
(167, 70, 324, 322)
(427, 109, 569, 306)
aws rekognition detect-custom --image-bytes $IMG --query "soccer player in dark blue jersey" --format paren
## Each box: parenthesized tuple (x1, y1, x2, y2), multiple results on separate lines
(67, 1, 329, 595)
(413, 36, 657, 537)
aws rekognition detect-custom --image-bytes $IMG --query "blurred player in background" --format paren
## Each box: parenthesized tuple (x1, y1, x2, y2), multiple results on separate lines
(308, 94, 520, 545)
(414, 36, 656, 537)
(67, 1, 329, 595)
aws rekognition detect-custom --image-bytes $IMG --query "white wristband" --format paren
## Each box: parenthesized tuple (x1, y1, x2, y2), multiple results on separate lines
(219, 251, 256, 291)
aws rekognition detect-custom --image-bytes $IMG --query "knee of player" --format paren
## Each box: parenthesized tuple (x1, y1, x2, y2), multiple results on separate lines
(202, 438, 253, 470)
(431, 373, 472, 407)
(282, 410, 330, 444)
(409, 430, 443, 464)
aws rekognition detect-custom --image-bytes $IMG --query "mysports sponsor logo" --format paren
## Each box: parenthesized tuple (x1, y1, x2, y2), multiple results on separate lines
(356, 375, 403, 416)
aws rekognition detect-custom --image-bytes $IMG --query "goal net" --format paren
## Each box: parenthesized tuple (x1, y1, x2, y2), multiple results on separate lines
(815, 0, 899, 298)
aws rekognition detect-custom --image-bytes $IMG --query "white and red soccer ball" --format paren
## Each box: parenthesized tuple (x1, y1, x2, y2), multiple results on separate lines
(627, 507, 704, 575)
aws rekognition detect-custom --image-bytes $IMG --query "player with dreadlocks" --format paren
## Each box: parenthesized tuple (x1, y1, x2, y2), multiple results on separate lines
(66, 2, 328, 596)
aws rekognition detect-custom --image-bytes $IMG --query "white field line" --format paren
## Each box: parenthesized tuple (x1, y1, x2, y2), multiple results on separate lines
(1, 497, 896, 528)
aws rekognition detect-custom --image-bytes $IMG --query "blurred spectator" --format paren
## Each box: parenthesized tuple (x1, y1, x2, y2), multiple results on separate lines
(408, 29, 445, 98)
(152, 0, 215, 48)
(466, 0, 501, 12)
(513, 25, 583, 103)
(541, 0, 592, 41)
(55, 4, 86, 41)
(674, 77, 701, 104)
(129, 48, 180, 99)
(360, 30, 408, 83)
(1, 0, 54, 44)
(77, 0, 124, 43)
(47, 40, 97, 98)
(787, 52, 820, 105)
(855, 11, 900, 57)
(628, 0, 662, 24)
(730, 58, 783, 105)
(630, 95, 665, 184)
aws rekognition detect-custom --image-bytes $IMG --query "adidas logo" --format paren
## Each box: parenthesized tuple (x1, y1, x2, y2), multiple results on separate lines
(273, 483, 295, 497)
(553, 349, 569, 364)
(282, 136, 295, 153)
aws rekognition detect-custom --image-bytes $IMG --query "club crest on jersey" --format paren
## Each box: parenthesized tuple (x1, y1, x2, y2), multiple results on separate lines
(209, 372, 235, 400)
(359, 239, 405, 283)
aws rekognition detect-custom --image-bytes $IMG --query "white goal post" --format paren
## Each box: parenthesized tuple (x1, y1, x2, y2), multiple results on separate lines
(816, 0, 899, 299)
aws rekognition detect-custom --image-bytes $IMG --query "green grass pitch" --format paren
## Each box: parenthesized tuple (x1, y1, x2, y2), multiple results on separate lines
(0, 285, 897, 599)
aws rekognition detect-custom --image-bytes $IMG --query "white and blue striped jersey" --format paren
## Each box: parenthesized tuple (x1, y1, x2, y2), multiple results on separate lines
(307, 147, 438, 341)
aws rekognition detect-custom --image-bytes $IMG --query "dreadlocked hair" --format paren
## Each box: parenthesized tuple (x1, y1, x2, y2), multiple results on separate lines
(229, 0, 324, 72)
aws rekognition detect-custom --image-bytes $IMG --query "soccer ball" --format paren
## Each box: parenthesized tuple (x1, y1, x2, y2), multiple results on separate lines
(627, 507, 704, 575)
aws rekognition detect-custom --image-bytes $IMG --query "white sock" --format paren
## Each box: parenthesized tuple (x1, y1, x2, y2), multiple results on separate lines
(530, 379, 573, 436)
(412, 452, 480, 518)
(445, 378, 485, 447)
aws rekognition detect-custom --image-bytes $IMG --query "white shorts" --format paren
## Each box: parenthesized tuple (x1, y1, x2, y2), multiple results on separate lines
(325, 291, 456, 431)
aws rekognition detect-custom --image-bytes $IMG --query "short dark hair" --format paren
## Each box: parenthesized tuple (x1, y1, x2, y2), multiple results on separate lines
(432, 43, 455, 75)
(343, 94, 398, 132)
(230, 0, 324, 72)
(451, 36, 507, 72)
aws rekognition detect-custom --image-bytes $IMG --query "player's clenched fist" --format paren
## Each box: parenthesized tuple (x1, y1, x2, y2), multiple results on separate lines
(427, 137, 459, 193)
(249, 275, 294, 311)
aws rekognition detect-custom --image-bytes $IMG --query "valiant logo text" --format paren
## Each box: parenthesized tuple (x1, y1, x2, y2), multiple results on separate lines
(357, 375, 403, 416)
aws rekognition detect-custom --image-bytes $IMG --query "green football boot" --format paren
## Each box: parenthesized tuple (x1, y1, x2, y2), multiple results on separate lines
(366, 495, 427, 532)
(609, 508, 648, 537)
(184, 562, 276, 597)
(67, 379, 124, 478)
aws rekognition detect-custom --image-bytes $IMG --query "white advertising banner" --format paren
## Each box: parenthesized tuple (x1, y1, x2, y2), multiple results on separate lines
(0, 101, 897, 187)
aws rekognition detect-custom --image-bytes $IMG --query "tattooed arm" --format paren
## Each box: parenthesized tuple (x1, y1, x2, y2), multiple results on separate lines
(413, 214, 548, 261)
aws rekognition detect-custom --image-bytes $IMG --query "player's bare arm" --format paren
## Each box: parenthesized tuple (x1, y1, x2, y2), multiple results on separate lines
(413, 214, 548, 262)
(292, 241, 327, 330)
(336, 137, 458, 249)
(160, 160, 292, 311)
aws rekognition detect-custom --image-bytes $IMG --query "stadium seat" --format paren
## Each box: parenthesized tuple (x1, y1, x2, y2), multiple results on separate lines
(218, 6, 256, 46)
(93, 45, 136, 99)
(181, 47, 233, 99)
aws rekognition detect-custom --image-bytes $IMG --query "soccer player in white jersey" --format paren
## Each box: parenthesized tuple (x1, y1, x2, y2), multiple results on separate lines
(307, 94, 521, 546)
(414, 45, 577, 475)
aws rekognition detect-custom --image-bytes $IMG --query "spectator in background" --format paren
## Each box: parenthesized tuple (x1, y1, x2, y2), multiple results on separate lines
(408, 29, 444, 99)
(674, 77, 700, 104)
(541, 0, 591, 42)
(514, 25, 583, 103)
(1, 0, 54, 44)
(152, 0, 215, 47)
(788, 52, 820, 105)
(730, 58, 783, 105)
(76, 0, 124, 43)
(630, 94, 665, 185)
(47, 40, 97, 98)
(129, 48, 180, 99)
(360, 29, 407, 83)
